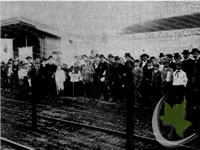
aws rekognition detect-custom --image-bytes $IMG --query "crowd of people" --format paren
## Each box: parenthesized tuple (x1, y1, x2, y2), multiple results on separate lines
(1, 48, 200, 109)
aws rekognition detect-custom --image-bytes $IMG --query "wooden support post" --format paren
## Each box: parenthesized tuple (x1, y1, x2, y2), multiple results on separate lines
(31, 99, 37, 130)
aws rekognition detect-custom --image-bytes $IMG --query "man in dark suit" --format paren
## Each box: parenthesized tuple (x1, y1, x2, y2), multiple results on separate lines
(105, 54, 115, 101)
(113, 56, 124, 102)
(151, 61, 162, 104)
(182, 50, 194, 78)
(96, 54, 107, 100)
(140, 53, 149, 70)
(123, 53, 135, 150)
(181, 50, 195, 103)
(46, 56, 57, 96)
(191, 48, 200, 107)
(166, 54, 176, 71)
(190, 48, 200, 135)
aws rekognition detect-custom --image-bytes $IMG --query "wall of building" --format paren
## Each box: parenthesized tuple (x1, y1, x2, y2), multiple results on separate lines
(44, 37, 61, 58)
(63, 28, 200, 63)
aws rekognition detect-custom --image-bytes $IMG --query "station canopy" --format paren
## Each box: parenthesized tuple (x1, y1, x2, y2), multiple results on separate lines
(1, 17, 61, 40)
(122, 13, 200, 34)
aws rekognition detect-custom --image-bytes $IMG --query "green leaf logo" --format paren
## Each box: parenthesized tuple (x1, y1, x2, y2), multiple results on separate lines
(160, 99, 191, 137)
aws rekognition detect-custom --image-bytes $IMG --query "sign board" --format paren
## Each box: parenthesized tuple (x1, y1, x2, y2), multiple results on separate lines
(0, 39, 13, 63)
(18, 47, 33, 59)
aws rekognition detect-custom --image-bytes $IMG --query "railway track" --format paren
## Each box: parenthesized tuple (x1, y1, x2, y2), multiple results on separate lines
(2, 106, 199, 150)
(1, 97, 125, 120)
(1, 97, 126, 131)
(0, 137, 35, 150)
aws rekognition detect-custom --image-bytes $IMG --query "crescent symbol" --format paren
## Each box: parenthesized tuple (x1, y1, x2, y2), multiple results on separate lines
(152, 96, 198, 148)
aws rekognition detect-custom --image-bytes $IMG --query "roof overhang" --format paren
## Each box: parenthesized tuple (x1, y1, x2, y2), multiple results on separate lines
(0, 17, 61, 40)
(122, 13, 200, 34)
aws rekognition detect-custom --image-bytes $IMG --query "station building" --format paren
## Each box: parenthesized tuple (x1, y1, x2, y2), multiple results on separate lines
(0, 17, 61, 62)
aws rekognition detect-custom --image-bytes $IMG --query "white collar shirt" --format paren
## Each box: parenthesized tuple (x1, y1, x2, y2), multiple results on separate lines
(172, 69, 188, 87)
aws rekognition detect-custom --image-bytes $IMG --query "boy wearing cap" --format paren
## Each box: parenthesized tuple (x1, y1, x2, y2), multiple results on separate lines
(172, 61, 188, 104)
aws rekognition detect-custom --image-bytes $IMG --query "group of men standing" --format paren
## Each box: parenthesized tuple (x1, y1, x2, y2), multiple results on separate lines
(1, 48, 200, 109)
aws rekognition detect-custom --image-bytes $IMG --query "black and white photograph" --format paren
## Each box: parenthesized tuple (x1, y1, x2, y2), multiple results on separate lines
(0, 1, 200, 150)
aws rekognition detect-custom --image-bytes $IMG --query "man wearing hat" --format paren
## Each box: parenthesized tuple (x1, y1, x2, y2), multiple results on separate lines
(159, 53, 165, 60)
(190, 48, 200, 136)
(132, 59, 143, 107)
(161, 59, 173, 98)
(105, 54, 115, 101)
(182, 50, 194, 75)
(151, 61, 162, 104)
(166, 54, 176, 71)
(95, 54, 108, 100)
(12, 59, 19, 92)
(190, 48, 200, 109)
(140, 53, 149, 70)
(112, 56, 124, 102)
(181, 50, 194, 100)
(174, 53, 182, 63)
(124, 52, 135, 150)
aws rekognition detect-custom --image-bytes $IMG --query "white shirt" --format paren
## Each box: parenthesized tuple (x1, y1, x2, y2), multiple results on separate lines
(142, 61, 147, 68)
(18, 68, 27, 79)
(69, 71, 82, 82)
(172, 69, 188, 87)
(55, 69, 66, 83)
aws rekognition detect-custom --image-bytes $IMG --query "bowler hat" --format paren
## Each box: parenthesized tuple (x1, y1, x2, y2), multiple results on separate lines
(134, 59, 140, 63)
(108, 54, 114, 58)
(125, 53, 131, 58)
(190, 48, 200, 54)
(140, 53, 149, 58)
(174, 53, 181, 59)
(99, 54, 105, 58)
(159, 53, 165, 58)
(26, 56, 32, 59)
(182, 50, 190, 55)
(166, 54, 173, 58)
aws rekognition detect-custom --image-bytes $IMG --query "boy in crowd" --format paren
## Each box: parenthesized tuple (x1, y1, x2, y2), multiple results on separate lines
(172, 61, 188, 104)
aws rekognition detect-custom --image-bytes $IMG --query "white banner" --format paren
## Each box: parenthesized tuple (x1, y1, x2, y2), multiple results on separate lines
(18, 47, 33, 60)
(0, 39, 13, 63)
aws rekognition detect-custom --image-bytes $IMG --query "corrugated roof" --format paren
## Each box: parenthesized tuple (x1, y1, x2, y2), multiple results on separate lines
(122, 13, 200, 34)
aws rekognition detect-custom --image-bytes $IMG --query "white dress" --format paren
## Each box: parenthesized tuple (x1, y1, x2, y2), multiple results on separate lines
(55, 69, 66, 91)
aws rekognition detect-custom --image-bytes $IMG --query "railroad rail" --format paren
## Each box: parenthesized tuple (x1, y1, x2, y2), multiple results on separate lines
(0, 137, 35, 150)
(2, 106, 199, 150)
(1, 97, 125, 119)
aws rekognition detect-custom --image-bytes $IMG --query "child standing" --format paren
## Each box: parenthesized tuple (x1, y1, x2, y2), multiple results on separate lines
(55, 65, 66, 95)
(172, 61, 188, 104)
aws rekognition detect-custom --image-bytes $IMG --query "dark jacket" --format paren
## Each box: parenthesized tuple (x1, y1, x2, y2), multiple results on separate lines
(182, 58, 194, 82)
(151, 70, 162, 90)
